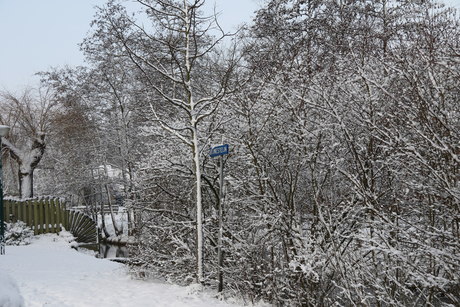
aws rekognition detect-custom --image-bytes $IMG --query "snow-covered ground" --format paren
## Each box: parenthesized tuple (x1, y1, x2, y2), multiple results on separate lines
(0, 233, 250, 307)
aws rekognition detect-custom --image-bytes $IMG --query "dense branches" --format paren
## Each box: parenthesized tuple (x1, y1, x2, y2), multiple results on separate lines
(22, 0, 460, 305)
(216, 0, 460, 305)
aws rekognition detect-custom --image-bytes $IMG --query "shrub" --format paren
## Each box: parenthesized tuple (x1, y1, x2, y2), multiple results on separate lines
(4, 221, 34, 246)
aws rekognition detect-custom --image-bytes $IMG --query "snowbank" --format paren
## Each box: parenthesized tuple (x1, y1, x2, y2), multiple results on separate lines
(0, 233, 249, 307)
(0, 269, 25, 307)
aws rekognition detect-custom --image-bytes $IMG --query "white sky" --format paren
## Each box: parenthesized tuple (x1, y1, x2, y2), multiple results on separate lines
(1, 0, 459, 92)
(0, 0, 260, 91)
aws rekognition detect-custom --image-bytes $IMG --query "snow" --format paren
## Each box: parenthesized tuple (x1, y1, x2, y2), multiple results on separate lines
(0, 233, 247, 307)
(0, 269, 24, 307)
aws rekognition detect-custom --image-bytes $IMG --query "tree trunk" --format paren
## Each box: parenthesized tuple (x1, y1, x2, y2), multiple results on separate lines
(100, 191, 111, 239)
(192, 129, 203, 284)
(2, 134, 45, 199)
(18, 170, 34, 199)
(106, 183, 122, 237)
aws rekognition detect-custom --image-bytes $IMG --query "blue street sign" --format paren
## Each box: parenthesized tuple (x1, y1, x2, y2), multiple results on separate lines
(210, 144, 229, 158)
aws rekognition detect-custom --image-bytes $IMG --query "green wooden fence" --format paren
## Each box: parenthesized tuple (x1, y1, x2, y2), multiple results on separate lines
(3, 198, 97, 243)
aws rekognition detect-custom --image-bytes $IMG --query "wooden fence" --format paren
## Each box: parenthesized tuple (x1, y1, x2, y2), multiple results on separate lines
(3, 198, 98, 243)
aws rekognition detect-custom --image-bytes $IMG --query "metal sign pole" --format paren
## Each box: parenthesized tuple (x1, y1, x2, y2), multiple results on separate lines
(217, 153, 224, 292)
(210, 143, 228, 293)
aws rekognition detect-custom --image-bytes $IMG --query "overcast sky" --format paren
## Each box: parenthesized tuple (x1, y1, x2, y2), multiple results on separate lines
(1, 0, 459, 92)
(0, 0, 260, 91)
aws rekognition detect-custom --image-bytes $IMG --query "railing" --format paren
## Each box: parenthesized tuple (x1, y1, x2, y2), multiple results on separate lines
(3, 198, 97, 243)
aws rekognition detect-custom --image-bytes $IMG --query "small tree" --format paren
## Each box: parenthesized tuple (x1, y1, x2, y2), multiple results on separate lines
(92, 0, 234, 283)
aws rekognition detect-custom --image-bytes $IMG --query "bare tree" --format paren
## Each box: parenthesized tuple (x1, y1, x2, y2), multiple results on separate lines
(0, 87, 59, 199)
(83, 0, 236, 284)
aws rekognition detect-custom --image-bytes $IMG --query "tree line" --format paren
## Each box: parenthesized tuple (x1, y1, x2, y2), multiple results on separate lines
(1, 0, 460, 305)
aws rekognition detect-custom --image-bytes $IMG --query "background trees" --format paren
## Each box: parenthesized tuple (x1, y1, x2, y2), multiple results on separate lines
(0, 87, 59, 199)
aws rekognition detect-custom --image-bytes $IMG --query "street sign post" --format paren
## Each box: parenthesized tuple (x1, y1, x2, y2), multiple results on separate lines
(210, 144, 228, 292)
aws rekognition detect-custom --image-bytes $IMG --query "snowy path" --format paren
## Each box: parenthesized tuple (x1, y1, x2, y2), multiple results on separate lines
(0, 234, 247, 307)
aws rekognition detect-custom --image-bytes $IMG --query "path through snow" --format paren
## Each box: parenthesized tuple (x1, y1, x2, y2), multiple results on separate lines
(0, 234, 250, 307)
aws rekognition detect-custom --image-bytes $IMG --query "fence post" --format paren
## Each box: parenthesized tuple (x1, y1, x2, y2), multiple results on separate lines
(4, 200, 9, 223)
(59, 200, 66, 231)
(64, 204, 69, 231)
(39, 199, 44, 234)
(33, 199, 39, 235)
(53, 199, 60, 233)
(45, 198, 50, 233)
(54, 198, 59, 233)
(12, 200, 18, 223)
(27, 199, 33, 229)
(24, 200, 28, 224)
(24, 200, 29, 225)
(7, 200, 11, 223)
(49, 198, 55, 233)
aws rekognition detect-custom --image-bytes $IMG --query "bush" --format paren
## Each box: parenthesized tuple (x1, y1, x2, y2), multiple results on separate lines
(4, 221, 34, 246)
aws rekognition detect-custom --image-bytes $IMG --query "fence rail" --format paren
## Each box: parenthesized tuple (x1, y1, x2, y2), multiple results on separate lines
(3, 198, 97, 243)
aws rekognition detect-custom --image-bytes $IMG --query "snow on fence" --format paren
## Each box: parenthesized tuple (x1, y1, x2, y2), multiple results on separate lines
(3, 198, 97, 243)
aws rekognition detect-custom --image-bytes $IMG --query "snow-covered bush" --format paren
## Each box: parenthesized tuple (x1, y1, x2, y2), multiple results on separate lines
(4, 221, 34, 246)
(58, 228, 75, 242)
